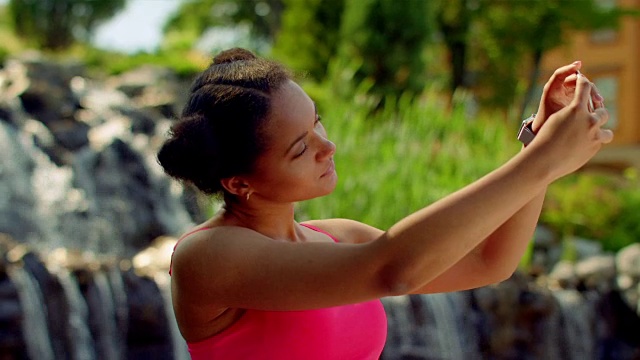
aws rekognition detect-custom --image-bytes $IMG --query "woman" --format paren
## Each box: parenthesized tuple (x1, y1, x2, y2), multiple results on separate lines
(158, 48, 612, 359)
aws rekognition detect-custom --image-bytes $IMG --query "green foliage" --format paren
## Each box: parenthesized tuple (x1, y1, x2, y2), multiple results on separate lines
(542, 168, 640, 252)
(163, 0, 228, 51)
(271, 0, 344, 81)
(162, 0, 283, 53)
(0, 47, 8, 65)
(81, 48, 207, 78)
(0, 4, 18, 61)
(334, 0, 435, 101)
(467, 0, 626, 111)
(161, 0, 635, 116)
(8, 0, 126, 50)
(434, 0, 473, 95)
(294, 86, 518, 229)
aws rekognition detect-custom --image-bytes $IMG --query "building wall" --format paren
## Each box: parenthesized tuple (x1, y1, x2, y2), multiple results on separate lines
(541, 0, 640, 145)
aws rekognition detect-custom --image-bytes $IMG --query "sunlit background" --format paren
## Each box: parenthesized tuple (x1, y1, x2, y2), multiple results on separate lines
(0, 0, 639, 359)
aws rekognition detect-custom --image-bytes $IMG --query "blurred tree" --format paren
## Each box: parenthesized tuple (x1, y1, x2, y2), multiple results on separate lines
(333, 0, 436, 103)
(435, 0, 474, 97)
(160, 0, 634, 117)
(271, 0, 344, 81)
(436, 0, 629, 114)
(162, 0, 283, 53)
(9, 0, 127, 50)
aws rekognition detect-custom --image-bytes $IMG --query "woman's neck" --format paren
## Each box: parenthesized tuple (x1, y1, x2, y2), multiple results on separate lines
(218, 201, 302, 242)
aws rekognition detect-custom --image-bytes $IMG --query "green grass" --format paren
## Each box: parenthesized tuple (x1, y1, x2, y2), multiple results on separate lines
(293, 87, 640, 254)
(294, 90, 520, 229)
(79, 47, 208, 78)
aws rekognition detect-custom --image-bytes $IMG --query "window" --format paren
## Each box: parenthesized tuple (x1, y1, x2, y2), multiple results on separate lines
(594, 76, 619, 129)
(590, 0, 618, 43)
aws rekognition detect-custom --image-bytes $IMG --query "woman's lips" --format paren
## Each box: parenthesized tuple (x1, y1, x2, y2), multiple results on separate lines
(321, 161, 335, 178)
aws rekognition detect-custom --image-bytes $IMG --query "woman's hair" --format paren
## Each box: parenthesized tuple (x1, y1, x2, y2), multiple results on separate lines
(157, 48, 290, 195)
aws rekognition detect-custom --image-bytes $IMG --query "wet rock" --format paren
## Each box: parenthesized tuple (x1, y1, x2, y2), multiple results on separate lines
(549, 260, 579, 289)
(575, 255, 617, 291)
(571, 236, 605, 260)
(122, 269, 174, 359)
(617, 243, 640, 277)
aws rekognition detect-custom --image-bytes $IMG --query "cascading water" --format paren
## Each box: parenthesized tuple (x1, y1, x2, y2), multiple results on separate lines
(106, 265, 129, 357)
(552, 290, 597, 360)
(54, 267, 97, 360)
(90, 270, 123, 360)
(382, 292, 481, 360)
(155, 272, 190, 360)
(426, 292, 478, 359)
(6, 260, 55, 360)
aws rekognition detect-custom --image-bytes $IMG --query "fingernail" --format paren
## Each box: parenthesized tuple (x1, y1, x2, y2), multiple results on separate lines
(596, 93, 604, 101)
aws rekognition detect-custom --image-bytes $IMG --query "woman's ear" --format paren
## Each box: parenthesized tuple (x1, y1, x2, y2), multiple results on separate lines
(220, 176, 251, 198)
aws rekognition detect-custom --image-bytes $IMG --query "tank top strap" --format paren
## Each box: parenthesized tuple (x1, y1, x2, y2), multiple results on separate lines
(300, 223, 339, 243)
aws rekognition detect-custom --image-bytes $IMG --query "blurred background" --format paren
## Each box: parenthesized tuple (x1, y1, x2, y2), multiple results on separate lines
(1, 0, 640, 359)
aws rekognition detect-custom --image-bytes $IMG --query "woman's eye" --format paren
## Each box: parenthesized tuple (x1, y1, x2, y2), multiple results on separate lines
(295, 143, 308, 158)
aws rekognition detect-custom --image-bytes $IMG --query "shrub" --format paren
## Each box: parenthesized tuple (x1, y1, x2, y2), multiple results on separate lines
(541, 167, 640, 252)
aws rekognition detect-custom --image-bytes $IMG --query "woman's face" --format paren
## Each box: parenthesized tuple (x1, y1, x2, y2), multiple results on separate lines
(246, 80, 337, 203)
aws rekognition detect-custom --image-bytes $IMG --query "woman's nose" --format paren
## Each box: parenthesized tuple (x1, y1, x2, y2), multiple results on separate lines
(317, 137, 336, 160)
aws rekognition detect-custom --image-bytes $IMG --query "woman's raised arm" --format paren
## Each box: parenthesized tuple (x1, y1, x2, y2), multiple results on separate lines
(369, 73, 612, 295)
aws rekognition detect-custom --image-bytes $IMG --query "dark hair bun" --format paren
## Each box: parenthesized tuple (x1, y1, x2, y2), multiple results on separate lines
(212, 48, 257, 65)
(158, 47, 290, 196)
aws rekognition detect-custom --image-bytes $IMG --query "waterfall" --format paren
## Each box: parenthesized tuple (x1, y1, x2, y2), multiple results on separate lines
(155, 271, 190, 360)
(425, 292, 475, 359)
(55, 268, 97, 360)
(92, 270, 123, 360)
(107, 265, 129, 356)
(382, 292, 480, 360)
(552, 290, 597, 360)
(6, 262, 55, 360)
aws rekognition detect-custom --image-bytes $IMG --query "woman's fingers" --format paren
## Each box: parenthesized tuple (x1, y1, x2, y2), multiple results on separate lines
(589, 97, 614, 143)
(573, 72, 593, 109)
(542, 62, 581, 99)
(573, 75, 614, 143)
(592, 107, 610, 127)
(574, 70, 604, 111)
(590, 82, 605, 110)
(598, 129, 615, 143)
(548, 61, 583, 87)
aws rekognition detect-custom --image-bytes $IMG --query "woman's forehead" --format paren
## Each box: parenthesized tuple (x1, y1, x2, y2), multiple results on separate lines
(264, 81, 315, 141)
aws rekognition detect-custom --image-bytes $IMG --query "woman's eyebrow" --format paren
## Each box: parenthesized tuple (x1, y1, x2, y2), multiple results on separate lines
(286, 131, 308, 154)
(285, 100, 317, 155)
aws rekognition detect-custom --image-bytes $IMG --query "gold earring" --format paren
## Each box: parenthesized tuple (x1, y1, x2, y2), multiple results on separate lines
(246, 191, 252, 201)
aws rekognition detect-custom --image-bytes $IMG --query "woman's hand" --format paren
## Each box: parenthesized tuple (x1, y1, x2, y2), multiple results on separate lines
(532, 61, 604, 133)
(529, 73, 613, 181)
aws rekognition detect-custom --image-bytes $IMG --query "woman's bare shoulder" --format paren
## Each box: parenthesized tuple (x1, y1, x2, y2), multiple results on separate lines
(301, 218, 383, 244)
(174, 224, 268, 256)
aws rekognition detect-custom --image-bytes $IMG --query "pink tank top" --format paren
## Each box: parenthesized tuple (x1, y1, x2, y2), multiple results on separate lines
(171, 223, 388, 359)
